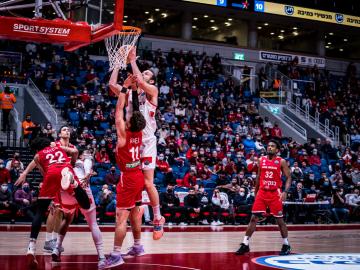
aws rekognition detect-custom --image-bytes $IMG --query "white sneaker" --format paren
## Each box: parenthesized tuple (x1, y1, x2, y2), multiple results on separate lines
(201, 219, 209, 225)
(27, 241, 38, 268)
(61, 167, 74, 190)
(168, 222, 173, 226)
(179, 222, 187, 226)
(211, 221, 218, 226)
(217, 221, 224, 226)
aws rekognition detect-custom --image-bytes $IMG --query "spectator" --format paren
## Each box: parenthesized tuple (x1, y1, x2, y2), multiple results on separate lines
(291, 182, 306, 201)
(0, 183, 16, 223)
(104, 166, 119, 188)
(271, 123, 282, 139)
(42, 122, 57, 141)
(197, 185, 212, 225)
(0, 86, 16, 132)
(331, 187, 349, 223)
(96, 184, 116, 221)
(184, 187, 200, 225)
(160, 184, 181, 225)
(211, 188, 229, 226)
(22, 114, 36, 143)
(346, 188, 360, 218)
(14, 182, 35, 220)
(95, 147, 110, 166)
(6, 152, 24, 171)
(0, 159, 11, 185)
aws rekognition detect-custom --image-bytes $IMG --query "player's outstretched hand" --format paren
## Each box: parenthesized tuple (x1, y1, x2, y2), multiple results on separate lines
(15, 173, 26, 186)
(127, 46, 137, 63)
(124, 74, 134, 88)
(134, 74, 144, 85)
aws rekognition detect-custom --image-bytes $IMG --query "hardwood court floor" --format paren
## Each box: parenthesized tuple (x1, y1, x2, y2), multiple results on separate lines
(0, 224, 359, 270)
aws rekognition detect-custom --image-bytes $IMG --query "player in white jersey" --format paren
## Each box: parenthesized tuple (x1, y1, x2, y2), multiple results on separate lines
(109, 47, 165, 240)
(51, 148, 106, 268)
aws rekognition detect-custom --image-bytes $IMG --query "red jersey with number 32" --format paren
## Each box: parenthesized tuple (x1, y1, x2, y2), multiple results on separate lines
(37, 146, 69, 174)
(259, 156, 283, 190)
(116, 131, 143, 172)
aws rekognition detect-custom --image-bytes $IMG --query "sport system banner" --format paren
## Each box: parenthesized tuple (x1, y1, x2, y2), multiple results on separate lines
(254, 1, 360, 28)
(259, 51, 326, 68)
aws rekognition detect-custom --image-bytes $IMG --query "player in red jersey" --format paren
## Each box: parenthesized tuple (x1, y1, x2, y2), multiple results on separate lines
(15, 137, 89, 269)
(235, 139, 292, 256)
(104, 80, 147, 269)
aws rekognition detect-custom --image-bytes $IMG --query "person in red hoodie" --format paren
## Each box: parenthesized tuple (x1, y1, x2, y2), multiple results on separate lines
(271, 123, 283, 139)
(0, 159, 11, 185)
(95, 147, 110, 164)
(309, 149, 321, 167)
(156, 154, 170, 173)
(182, 170, 197, 188)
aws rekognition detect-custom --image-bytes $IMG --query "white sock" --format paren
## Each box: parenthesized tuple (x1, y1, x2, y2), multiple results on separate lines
(29, 238, 36, 248)
(56, 234, 65, 249)
(83, 209, 105, 259)
(134, 239, 141, 247)
(113, 245, 121, 255)
(242, 236, 250, 245)
(152, 205, 161, 220)
(52, 232, 58, 240)
(283, 238, 289, 245)
(45, 232, 52, 241)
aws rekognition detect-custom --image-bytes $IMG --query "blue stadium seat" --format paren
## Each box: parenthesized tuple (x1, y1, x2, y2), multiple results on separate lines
(100, 122, 110, 130)
(56, 96, 67, 109)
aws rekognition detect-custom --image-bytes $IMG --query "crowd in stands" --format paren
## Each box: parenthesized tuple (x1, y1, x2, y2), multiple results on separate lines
(0, 42, 359, 225)
(270, 58, 360, 148)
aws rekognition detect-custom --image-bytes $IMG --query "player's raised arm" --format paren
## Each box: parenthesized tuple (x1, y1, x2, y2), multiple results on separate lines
(109, 67, 122, 96)
(115, 91, 127, 148)
(280, 159, 291, 202)
(15, 159, 37, 186)
(128, 46, 158, 98)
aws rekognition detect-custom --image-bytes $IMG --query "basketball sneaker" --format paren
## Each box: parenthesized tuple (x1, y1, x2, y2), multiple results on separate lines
(98, 257, 107, 269)
(27, 240, 38, 269)
(104, 252, 124, 269)
(122, 245, 145, 258)
(235, 243, 250, 255)
(51, 246, 62, 262)
(61, 167, 74, 190)
(279, 244, 291, 255)
(43, 239, 64, 253)
(152, 216, 165, 240)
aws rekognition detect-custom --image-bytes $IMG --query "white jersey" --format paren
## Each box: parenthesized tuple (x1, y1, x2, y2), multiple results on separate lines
(126, 90, 157, 139)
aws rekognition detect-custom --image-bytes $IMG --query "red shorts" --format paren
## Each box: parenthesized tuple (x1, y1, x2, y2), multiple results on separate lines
(116, 170, 144, 209)
(252, 189, 283, 217)
(39, 164, 77, 200)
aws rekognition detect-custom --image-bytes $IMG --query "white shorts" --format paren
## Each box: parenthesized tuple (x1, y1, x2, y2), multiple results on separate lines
(141, 136, 157, 170)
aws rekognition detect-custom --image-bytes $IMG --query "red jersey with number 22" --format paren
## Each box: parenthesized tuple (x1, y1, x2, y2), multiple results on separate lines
(116, 131, 143, 172)
(37, 146, 69, 174)
(259, 156, 283, 191)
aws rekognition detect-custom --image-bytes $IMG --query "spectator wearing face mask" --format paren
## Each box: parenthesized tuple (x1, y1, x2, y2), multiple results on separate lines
(9, 160, 23, 185)
(14, 182, 35, 220)
(0, 159, 11, 185)
(243, 135, 256, 152)
(184, 188, 201, 225)
(42, 122, 57, 140)
(95, 147, 110, 166)
(271, 123, 282, 139)
(0, 183, 17, 223)
(351, 168, 360, 186)
(331, 187, 349, 223)
(346, 188, 360, 218)
(182, 170, 197, 188)
(0, 86, 16, 132)
(160, 184, 181, 225)
(22, 114, 36, 143)
(96, 184, 116, 221)
(309, 149, 321, 167)
(211, 189, 229, 226)
(104, 166, 119, 188)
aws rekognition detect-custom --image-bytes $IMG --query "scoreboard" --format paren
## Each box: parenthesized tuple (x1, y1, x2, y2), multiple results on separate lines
(181, 0, 253, 11)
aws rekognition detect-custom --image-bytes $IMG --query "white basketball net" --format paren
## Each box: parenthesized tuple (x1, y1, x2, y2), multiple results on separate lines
(105, 27, 141, 71)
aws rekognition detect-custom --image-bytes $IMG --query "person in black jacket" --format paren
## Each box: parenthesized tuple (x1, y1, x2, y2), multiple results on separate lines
(160, 184, 182, 224)
(0, 183, 17, 223)
(184, 187, 200, 224)
(197, 185, 212, 225)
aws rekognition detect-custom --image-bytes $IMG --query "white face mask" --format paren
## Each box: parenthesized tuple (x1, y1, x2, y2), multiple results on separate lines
(239, 192, 245, 196)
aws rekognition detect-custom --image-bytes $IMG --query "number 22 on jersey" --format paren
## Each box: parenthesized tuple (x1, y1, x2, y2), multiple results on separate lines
(46, 151, 66, 164)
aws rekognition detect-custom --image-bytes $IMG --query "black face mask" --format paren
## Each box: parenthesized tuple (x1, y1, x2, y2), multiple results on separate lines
(167, 189, 172, 193)
(111, 170, 115, 174)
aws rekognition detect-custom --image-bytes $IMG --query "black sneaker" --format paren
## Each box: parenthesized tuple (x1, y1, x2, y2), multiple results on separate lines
(235, 243, 250, 255)
(279, 244, 291, 255)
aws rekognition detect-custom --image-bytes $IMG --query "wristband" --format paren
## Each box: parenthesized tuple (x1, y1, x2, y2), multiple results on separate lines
(120, 87, 128, 94)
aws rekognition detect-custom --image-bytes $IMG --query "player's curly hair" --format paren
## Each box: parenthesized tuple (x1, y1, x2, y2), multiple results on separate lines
(268, 139, 281, 150)
(129, 111, 146, 133)
(30, 137, 51, 153)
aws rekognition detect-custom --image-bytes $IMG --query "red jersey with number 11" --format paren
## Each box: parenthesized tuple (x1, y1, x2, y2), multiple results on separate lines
(259, 156, 283, 191)
(37, 146, 69, 174)
(116, 131, 143, 172)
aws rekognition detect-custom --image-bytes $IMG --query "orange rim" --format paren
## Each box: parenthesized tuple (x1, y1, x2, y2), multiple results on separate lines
(117, 26, 142, 35)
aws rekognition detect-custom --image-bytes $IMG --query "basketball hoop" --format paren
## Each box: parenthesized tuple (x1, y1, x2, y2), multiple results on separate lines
(104, 26, 142, 71)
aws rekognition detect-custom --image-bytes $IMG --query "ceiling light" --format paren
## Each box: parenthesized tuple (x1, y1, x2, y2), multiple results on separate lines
(145, 11, 149, 14)
(161, 13, 168, 18)
(278, 35, 284, 39)
(329, 32, 334, 35)
(325, 45, 329, 48)
(211, 26, 218, 30)
(270, 32, 275, 35)
(228, 18, 233, 21)
(257, 26, 262, 30)
(293, 27, 298, 30)
(123, 20, 127, 23)
(204, 15, 208, 18)
(224, 22, 231, 26)
(264, 23, 269, 26)
(344, 38, 348, 42)
(280, 30, 285, 33)
(155, 8, 160, 11)
(148, 18, 154, 23)
(293, 31, 298, 36)
(193, 17, 198, 20)
(192, 25, 197, 29)
(124, 15, 128, 18)
(210, 19, 215, 23)
(328, 42, 332, 45)
(339, 48, 343, 52)
(109, 11, 114, 14)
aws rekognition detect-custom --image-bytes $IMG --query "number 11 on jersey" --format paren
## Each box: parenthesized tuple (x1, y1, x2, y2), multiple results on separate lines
(129, 146, 139, 161)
